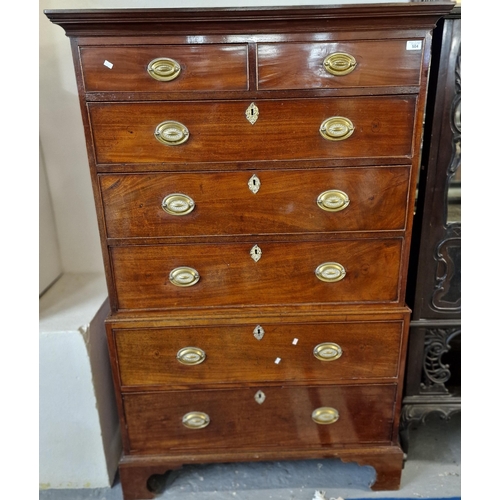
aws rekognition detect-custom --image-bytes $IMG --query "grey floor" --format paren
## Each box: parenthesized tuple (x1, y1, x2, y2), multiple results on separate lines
(40, 413, 460, 500)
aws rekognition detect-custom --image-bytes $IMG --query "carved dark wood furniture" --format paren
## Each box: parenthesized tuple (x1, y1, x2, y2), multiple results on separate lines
(45, 4, 454, 499)
(401, 4, 461, 453)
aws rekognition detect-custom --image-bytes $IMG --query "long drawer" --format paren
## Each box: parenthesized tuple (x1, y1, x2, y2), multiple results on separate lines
(110, 238, 403, 311)
(89, 97, 416, 164)
(257, 40, 424, 90)
(123, 384, 397, 454)
(100, 166, 410, 239)
(80, 44, 249, 92)
(113, 320, 403, 388)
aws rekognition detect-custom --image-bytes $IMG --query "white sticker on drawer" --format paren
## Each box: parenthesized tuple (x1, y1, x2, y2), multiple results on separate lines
(406, 41, 422, 51)
(275, 357, 281, 364)
(103, 60, 114, 69)
(292, 338, 299, 345)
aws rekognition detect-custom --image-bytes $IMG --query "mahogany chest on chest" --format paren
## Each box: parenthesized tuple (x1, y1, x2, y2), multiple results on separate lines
(46, 3, 454, 499)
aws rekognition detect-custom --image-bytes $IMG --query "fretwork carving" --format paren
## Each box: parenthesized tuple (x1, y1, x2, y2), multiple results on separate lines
(421, 326, 461, 394)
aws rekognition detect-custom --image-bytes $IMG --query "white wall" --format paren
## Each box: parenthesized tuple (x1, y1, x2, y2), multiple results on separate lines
(39, 143, 63, 294)
(40, 1, 103, 274)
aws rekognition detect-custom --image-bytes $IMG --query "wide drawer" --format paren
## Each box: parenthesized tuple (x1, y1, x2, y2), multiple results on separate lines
(80, 44, 249, 92)
(110, 238, 402, 311)
(257, 40, 423, 90)
(114, 320, 403, 388)
(89, 97, 416, 164)
(100, 166, 410, 239)
(123, 384, 397, 453)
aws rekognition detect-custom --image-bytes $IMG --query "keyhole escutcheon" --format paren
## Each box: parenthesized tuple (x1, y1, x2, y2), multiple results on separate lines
(250, 244, 262, 262)
(248, 174, 261, 194)
(245, 102, 259, 124)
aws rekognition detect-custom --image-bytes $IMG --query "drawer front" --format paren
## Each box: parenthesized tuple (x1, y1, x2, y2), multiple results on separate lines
(100, 167, 410, 239)
(123, 384, 397, 453)
(110, 239, 402, 311)
(80, 45, 249, 92)
(114, 321, 403, 388)
(257, 40, 423, 90)
(89, 97, 416, 164)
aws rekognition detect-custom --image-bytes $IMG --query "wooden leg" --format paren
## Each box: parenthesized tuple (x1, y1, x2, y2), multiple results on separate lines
(117, 446, 404, 497)
(352, 449, 404, 491)
(399, 423, 411, 455)
(341, 447, 404, 491)
(119, 461, 181, 500)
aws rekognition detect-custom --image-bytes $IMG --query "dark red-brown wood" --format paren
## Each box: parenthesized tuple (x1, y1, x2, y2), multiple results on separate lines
(44, 3, 456, 38)
(99, 166, 410, 238)
(88, 97, 416, 165)
(80, 44, 249, 92)
(110, 238, 403, 311)
(117, 445, 404, 499)
(113, 320, 404, 388)
(45, 3, 455, 497)
(257, 39, 424, 90)
(123, 384, 397, 454)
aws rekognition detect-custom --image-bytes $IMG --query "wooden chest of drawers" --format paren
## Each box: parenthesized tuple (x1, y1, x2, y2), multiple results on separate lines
(46, 3, 454, 499)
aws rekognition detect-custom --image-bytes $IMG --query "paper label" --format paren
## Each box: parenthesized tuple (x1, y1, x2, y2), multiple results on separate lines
(406, 41, 422, 51)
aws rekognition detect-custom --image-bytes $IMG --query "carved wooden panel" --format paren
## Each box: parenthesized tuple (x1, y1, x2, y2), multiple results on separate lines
(401, 7, 461, 453)
(408, 12, 461, 321)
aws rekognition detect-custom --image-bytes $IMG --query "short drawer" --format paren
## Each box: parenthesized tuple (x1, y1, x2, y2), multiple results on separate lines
(89, 96, 416, 164)
(113, 321, 403, 388)
(123, 384, 397, 454)
(257, 40, 424, 90)
(110, 238, 402, 311)
(80, 44, 248, 92)
(99, 166, 410, 239)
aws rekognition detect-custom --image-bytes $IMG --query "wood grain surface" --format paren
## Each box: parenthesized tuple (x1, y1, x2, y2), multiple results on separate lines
(99, 166, 410, 238)
(45, 3, 455, 494)
(110, 238, 403, 310)
(89, 97, 416, 164)
(123, 384, 397, 453)
(114, 320, 403, 388)
(257, 39, 423, 90)
(81, 44, 249, 92)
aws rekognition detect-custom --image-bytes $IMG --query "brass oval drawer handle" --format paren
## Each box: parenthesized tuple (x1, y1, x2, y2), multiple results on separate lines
(147, 57, 181, 81)
(177, 347, 206, 365)
(169, 267, 200, 287)
(323, 52, 357, 76)
(317, 190, 350, 212)
(162, 193, 195, 216)
(154, 120, 189, 146)
(313, 342, 343, 361)
(182, 411, 210, 429)
(319, 116, 354, 141)
(312, 407, 339, 425)
(315, 262, 346, 283)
